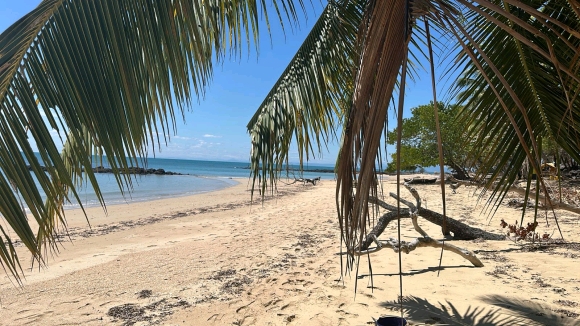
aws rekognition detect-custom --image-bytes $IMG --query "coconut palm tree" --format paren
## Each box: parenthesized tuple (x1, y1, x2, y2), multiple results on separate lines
(1, 0, 579, 282)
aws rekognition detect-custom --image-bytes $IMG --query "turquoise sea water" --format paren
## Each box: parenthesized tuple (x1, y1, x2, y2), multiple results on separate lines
(45, 158, 336, 209)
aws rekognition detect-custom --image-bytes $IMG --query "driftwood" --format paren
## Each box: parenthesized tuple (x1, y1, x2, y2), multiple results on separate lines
(362, 196, 504, 248)
(508, 186, 580, 215)
(285, 176, 321, 186)
(404, 177, 438, 184)
(356, 236, 484, 267)
(351, 184, 487, 267)
(295, 177, 320, 185)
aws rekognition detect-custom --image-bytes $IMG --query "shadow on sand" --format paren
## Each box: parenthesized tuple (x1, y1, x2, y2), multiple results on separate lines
(357, 265, 477, 278)
(379, 295, 580, 325)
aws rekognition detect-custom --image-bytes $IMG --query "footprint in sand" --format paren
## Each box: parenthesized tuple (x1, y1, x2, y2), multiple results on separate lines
(262, 298, 282, 308)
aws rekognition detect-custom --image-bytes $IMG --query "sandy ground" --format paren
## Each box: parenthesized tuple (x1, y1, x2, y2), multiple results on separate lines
(1, 176, 580, 325)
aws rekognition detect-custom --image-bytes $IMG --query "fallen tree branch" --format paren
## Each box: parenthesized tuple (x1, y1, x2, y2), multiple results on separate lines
(352, 237, 484, 267)
(368, 195, 504, 242)
(415, 207, 504, 240)
(411, 214, 428, 238)
(508, 186, 580, 215)
(354, 184, 490, 267)
(294, 177, 321, 186)
(361, 211, 402, 250)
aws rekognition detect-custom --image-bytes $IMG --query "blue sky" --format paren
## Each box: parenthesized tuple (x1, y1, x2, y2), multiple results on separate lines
(1, 1, 457, 165)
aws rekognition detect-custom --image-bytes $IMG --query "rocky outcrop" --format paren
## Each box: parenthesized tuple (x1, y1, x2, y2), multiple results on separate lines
(93, 166, 183, 175)
(28, 165, 184, 175)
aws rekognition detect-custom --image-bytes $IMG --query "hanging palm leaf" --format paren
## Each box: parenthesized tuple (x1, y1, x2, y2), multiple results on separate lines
(246, 0, 365, 198)
(0, 0, 305, 281)
(248, 0, 580, 276)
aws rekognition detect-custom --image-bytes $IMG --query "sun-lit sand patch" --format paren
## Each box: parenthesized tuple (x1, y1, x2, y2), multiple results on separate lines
(1, 176, 579, 325)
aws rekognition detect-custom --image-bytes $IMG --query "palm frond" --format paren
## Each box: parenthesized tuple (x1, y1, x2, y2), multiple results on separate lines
(336, 0, 412, 264)
(449, 0, 580, 221)
(334, 0, 580, 275)
(0, 0, 303, 281)
(246, 0, 365, 198)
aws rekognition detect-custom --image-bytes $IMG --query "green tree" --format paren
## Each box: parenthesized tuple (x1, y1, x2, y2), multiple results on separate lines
(1, 0, 580, 281)
(384, 102, 472, 179)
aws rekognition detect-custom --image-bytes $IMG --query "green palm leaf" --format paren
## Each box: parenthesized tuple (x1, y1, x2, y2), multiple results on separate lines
(0, 0, 303, 281)
(452, 0, 580, 222)
(246, 0, 366, 198)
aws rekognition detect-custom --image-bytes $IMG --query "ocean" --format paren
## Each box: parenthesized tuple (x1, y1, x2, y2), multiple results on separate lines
(44, 157, 336, 209)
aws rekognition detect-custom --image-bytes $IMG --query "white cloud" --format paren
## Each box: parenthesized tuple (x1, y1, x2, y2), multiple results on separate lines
(191, 140, 207, 148)
(203, 134, 221, 138)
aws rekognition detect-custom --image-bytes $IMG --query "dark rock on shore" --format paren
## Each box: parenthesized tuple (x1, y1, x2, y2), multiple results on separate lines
(28, 165, 185, 176)
(93, 166, 184, 175)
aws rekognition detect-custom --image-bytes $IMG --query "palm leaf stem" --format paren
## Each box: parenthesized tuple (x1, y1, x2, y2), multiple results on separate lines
(395, 36, 410, 317)
(500, 0, 556, 146)
(425, 17, 448, 236)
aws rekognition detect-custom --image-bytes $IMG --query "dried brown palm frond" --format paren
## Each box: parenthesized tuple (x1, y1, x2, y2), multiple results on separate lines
(336, 0, 412, 262)
(336, 0, 580, 271)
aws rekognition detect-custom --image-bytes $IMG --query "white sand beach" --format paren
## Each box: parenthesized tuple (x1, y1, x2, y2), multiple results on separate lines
(1, 177, 580, 325)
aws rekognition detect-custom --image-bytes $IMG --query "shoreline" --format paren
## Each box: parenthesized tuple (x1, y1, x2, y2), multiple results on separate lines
(20, 178, 283, 243)
(60, 175, 243, 211)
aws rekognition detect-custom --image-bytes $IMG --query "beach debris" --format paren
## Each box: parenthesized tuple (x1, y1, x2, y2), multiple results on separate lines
(350, 184, 490, 267)
(403, 177, 437, 184)
(207, 269, 254, 296)
(364, 189, 504, 244)
(554, 300, 578, 308)
(209, 269, 237, 281)
(221, 275, 253, 295)
(107, 304, 145, 323)
(552, 309, 579, 318)
(506, 198, 542, 209)
(107, 297, 190, 326)
(279, 172, 322, 186)
(137, 289, 153, 299)
(292, 176, 321, 186)
(450, 182, 461, 194)
(499, 219, 551, 242)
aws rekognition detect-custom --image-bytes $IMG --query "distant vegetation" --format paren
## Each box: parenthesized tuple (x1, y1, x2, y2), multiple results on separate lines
(385, 102, 473, 179)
